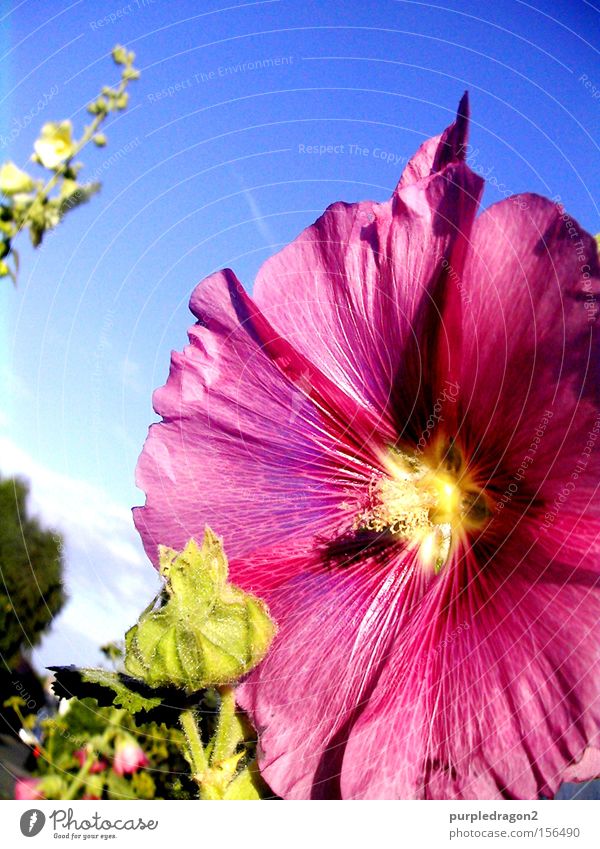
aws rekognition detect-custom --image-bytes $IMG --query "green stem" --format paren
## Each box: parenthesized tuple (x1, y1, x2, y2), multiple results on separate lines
(180, 709, 209, 793)
(210, 686, 238, 765)
(20, 66, 133, 232)
(64, 754, 93, 801)
(63, 708, 124, 800)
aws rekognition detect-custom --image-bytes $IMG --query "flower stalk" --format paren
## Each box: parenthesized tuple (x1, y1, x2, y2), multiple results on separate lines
(0, 45, 140, 282)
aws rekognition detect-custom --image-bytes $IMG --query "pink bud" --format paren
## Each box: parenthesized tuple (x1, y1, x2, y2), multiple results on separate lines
(74, 748, 106, 774)
(113, 739, 148, 776)
(14, 777, 44, 801)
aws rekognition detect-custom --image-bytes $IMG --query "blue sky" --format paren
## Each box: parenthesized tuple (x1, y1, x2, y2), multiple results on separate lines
(0, 0, 599, 667)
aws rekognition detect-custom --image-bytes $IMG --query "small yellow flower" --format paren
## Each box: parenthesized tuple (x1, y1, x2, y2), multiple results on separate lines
(0, 161, 34, 195)
(33, 121, 75, 169)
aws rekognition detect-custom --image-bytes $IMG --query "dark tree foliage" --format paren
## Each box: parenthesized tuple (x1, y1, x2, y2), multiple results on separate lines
(0, 476, 65, 667)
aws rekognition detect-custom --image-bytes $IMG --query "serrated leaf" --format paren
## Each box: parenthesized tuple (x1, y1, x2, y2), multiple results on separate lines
(48, 666, 187, 726)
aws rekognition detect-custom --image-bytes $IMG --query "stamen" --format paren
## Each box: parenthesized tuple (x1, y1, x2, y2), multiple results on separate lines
(356, 441, 489, 572)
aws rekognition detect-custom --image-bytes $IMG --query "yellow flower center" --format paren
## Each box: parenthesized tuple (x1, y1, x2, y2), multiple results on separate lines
(356, 440, 489, 573)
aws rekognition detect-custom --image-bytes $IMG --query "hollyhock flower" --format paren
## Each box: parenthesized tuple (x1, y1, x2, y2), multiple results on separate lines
(0, 161, 34, 195)
(134, 94, 600, 799)
(14, 777, 44, 801)
(113, 739, 148, 776)
(33, 121, 75, 169)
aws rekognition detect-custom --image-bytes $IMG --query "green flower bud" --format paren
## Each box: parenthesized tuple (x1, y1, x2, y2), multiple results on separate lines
(88, 98, 109, 115)
(111, 45, 128, 65)
(92, 134, 107, 147)
(124, 530, 276, 694)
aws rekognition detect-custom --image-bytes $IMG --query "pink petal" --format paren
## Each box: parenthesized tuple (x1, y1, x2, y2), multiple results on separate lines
(459, 194, 600, 508)
(339, 535, 600, 799)
(134, 269, 386, 587)
(253, 106, 482, 421)
(238, 543, 432, 798)
(398, 91, 470, 189)
(562, 747, 600, 783)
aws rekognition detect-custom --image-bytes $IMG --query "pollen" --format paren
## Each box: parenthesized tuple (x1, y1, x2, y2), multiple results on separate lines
(356, 441, 489, 573)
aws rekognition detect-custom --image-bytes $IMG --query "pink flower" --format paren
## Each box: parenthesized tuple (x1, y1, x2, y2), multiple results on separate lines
(14, 777, 44, 801)
(74, 748, 106, 774)
(112, 739, 148, 776)
(134, 95, 600, 799)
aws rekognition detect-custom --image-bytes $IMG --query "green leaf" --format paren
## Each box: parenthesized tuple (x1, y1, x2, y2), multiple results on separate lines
(49, 666, 188, 726)
(106, 771, 134, 800)
(124, 530, 276, 694)
(223, 760, 267, 800)
(38, 774, 69, 800)
(81, 772, 105, 800)
(58, 181, 101, 216)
